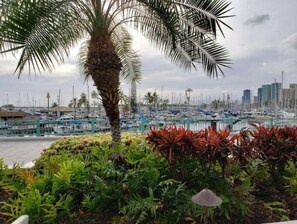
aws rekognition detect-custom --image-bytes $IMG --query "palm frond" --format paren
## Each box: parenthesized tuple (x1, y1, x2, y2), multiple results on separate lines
(0, 0, 82, 76)
(173, 0, 234, 37)
(77, 39, 90, 83)
(124, 0, 232, 76)
(112, 26, 141, 83)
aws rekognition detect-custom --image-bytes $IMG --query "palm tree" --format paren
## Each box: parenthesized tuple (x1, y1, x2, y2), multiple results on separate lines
(0, 0, 232, 146)
(144, 91, 154, 110)
(130, 79, 138, 114)
(77, 92, 88, 108)
(152, 92, 160, 110)
(51, 102, 58, 108)
(160, 99, 170, 110)
(68, 98, 77, 108)
(119, 90, 130, 116)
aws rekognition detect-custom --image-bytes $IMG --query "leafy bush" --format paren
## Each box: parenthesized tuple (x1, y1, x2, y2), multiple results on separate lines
(251, 126, 297, 184)
(120, 188, 162, 224)
(43, 132, 145, 155)
(230, 130, 256, 166)
(1, 128, 297, 223)
(146, 126, 203, 165)
(147, 127, 233, 177)
(196, 128, 232, 177)
(2, 189, 73, 223)
(283, 161, 297, 193)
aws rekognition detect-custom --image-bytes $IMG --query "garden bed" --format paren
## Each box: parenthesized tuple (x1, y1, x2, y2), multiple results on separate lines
(0, 127, 297, 223)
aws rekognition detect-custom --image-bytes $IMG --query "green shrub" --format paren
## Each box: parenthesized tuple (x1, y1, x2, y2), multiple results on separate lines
(43, 133, 145, 155)
(283, 161, 297, 193)
(2, 189, 73, 224)
(2, 129, 297, 223)
(120, 188, 162, 224)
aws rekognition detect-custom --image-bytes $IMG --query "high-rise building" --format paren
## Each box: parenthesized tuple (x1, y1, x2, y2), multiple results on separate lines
(257, 87, 262, 108)
(256, 81, 297, 112)
(271, 82, 282, 107)
(282, 88, 295, 110)
(281, 83, 297, 111)
(289, 84, 297, 89)
(261, 84, 271, 106)
(242, 89, 251, 107)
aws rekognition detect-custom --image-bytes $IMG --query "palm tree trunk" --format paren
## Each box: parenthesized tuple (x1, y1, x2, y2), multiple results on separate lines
(86, 35, 122, 146)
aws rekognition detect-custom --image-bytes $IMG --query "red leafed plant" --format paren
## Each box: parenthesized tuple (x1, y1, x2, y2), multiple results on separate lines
(197, 127, 232, 177)
(250, 126, 297, 184)
(146, 126, 203, 165)
(146, 126, 234, 178)
(230, 129, 256, 167)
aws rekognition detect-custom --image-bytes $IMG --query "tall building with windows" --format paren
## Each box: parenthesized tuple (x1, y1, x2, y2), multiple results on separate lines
(281, 83, 297, 111)
(242, 89, 251, 109)
(271, 82, 282, 107)
(257, 88, 262, 108)
(256, 82, 297, 112)
(261, 84, 271, 107)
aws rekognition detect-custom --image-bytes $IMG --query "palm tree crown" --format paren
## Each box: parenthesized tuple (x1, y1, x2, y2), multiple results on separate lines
(0, 0, 233, 145)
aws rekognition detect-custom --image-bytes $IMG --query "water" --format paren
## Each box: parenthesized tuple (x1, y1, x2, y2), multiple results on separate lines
(0, 116, 296, 137)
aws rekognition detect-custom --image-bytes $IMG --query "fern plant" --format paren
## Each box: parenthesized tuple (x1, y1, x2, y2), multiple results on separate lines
(264, 201, 290, 222)
(2, 189, 73, 224)
(283, 161, 297, 193)
(120, 188, 162, 224)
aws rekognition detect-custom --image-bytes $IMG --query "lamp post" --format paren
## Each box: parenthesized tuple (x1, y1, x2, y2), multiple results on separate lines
(74, 98, 77, 120)
(185, 88, 193, 129)
(46, 92, 50, 115)
(185, 88, 193, 106)
(87, 83, 90, 118)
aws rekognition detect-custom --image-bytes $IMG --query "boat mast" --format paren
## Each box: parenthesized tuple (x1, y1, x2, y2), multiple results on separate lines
(280, 70, 284, 110)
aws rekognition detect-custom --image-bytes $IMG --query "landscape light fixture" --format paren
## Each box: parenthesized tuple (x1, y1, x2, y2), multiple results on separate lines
(185, 88, 193, 105)
(191, 188, 222, 224)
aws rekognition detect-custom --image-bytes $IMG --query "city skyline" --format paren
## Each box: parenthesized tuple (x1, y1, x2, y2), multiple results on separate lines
(1, 0, 297, 107)
(3, 79, 297, 108)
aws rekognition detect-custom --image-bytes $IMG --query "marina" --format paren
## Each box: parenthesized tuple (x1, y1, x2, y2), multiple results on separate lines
(0, 112, 296, 137)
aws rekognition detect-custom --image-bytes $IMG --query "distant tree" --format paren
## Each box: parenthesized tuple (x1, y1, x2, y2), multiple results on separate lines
(119, 91, 130, 116)
(130, 79, 138, 113)
(77, 93, 88, 108)
(1, 104, 15, 110)
(90, 90, 103, 115)
(68, 98, 77, 108)
(144, 92, 154, 110)
(51, 102, 58, 108)
(211, 99, 224, 110)
(160, 99, 169, 110)
(152, 92, 159, 110)
(143, 91, 160, 111)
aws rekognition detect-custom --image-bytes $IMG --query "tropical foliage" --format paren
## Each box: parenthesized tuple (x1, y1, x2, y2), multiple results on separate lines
(0, 0, 232, 145)
(1, 126, 297, 223)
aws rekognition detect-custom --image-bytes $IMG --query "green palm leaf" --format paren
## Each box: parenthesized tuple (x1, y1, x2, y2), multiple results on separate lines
(0, 0, 82, 76)
(0, 0, 233, 145)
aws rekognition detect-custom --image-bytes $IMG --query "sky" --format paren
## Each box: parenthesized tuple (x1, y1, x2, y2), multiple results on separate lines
(1, 0, 297, 107)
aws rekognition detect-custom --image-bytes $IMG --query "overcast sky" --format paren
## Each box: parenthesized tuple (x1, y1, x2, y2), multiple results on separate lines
(1, 0, 297, 107)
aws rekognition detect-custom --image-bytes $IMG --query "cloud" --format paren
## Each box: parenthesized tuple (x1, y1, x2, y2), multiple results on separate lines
(2, 2, 297, 108)
(244, 13, 270, 27)
(282, 33, 297, 50)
